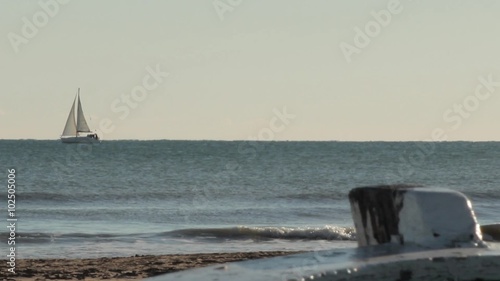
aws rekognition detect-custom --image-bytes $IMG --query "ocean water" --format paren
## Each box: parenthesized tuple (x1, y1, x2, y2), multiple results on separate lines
(0, 140, 499, 259)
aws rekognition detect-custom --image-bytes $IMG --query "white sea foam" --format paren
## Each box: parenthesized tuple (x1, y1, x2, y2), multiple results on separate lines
(167, 225, 356, 241)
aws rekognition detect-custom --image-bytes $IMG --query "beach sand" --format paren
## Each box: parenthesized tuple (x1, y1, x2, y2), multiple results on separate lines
(4, 251, 301, 281)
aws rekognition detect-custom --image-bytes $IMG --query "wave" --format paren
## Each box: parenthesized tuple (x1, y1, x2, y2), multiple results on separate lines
(163, 225, 356, 241)
(4, 225, 499, 245)
(0, 232, 137, 244)
(274, 193, 347, 201)
(0, 225, 356, 244)
(19, 191, 185, 202)
(463, 190, 500, 200)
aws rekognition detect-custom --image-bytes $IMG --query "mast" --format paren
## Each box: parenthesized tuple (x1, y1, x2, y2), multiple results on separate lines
(76, 88, 79, 136)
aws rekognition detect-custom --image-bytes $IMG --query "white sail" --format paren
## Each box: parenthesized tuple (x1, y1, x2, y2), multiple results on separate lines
(76, 91, 91, 133)
(62, 97, 77, 136)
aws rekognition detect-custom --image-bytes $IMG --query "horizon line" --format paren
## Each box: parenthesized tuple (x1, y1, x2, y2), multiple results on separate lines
(2, 138, 500, 143)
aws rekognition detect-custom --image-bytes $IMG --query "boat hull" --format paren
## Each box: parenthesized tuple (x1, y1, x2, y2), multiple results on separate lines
(60, 136, 100, 144)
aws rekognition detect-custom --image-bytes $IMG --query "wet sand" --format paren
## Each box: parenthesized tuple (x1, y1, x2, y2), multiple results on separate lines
(3, 251, 301, 280)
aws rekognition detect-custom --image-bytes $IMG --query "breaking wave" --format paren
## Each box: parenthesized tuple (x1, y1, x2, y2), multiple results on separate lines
(164, 225, 356, 241)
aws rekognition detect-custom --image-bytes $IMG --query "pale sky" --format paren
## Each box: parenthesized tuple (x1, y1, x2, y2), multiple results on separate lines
(1, 0, 500, 141)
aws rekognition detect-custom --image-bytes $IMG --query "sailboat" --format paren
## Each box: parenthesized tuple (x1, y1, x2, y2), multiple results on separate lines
(60, 88, 100, 143)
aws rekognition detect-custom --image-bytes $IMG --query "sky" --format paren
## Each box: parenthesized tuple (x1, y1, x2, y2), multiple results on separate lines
(1, 0, 500, 141)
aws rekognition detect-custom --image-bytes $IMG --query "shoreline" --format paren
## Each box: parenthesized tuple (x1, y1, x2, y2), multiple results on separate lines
(3, 251, 302, 280)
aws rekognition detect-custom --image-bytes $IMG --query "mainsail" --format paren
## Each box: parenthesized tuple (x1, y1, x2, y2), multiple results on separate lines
(76, 92, 91, 133)
(62, 96, 77, 136)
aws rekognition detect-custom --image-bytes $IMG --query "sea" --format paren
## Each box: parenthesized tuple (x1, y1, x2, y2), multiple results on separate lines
(0, 140, 499, 259)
